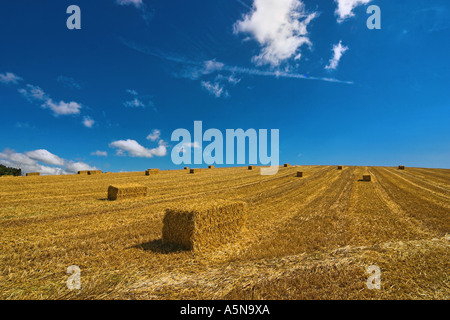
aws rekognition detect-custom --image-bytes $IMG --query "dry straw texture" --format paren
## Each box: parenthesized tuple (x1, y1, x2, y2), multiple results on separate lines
(162, 200, 247, 251)
(297, 172, 303, 177)
(145, 169, 160, 175)
(26, 172, 40, 176)
(107, 183, 148, 201)
(362, 175, 372, 182)
(398, 166, 405, 170)
(88, 170, 102, 175)
(77, 170, 90, 175)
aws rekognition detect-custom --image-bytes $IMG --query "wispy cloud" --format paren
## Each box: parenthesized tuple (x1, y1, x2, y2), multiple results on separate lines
(109, 139, 167, 158)
(146, 129, 161, 142)
(0, 148, 97, 175)
(115, 0, 153, 24)
(234, 0, 317, 67)
(123, 89, 155, 109)
(18, 83, 82, 116)
(57, 75, 82, 90)
(334, 0, 372, 23)
(201, 81, 229, 98)
(120, 38, 354, 85)
(91, 150, 108, 157)
(325, 41, 349, 70)
(0, 72, 22, 85)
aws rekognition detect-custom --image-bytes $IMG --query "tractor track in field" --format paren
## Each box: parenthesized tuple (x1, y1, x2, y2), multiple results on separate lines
(370, 167, 450, 234)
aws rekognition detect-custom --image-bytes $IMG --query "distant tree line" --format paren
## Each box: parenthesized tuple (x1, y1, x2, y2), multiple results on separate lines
(0, 164, 22, 176)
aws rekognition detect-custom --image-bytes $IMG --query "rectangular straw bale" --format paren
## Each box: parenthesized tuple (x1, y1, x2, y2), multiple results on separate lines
(297, 171, 303, 177)
(162, 200, 247, 251)
(88, 170, 102, 175)
(26, 172, 40, 176)
(107, 183, 148, 201)
(284, 164, 290, 167)
(78, 170, 89, 175)
(362, 175, 371, 182)
(398, 166, 405, 170)
(338, 166, 343, 170)
(189, 169, 200, 174)
(208, 165, 215, 169)
(145, 169, 160, 175)
(184, 167, 189, 170)
(248, 166, 256, 170)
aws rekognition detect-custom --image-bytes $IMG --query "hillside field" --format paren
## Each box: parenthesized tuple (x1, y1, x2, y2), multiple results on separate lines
(0, 165, 449, 299)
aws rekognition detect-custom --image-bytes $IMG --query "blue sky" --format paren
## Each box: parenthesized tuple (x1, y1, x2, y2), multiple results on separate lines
(1, 0, 449, 174)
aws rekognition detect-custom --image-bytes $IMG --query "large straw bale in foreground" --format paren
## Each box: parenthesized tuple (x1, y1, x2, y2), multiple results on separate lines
(162, 200, 247, 251)
(26, 172, 40, 176)
(145, 169, 160, 175)
(107, 184, 148, 201)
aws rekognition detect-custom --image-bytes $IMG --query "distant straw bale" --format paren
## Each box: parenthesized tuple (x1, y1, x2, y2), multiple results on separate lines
(88, 170, 102, 175)
(78, 170, 89, 175)
(162, 200, 247, 251)
(338, 166, 343, 170)
(248, 166, 256, 170)
(362, 175, 372, 182)
(26, 172, 40, 176)
(107, 184, 148, 201)
(208, 165, 215, 169)
(189, 169, 200, 174)
(184, 167, 189, 170)
(284, 164, 290, 167)
(398, 166, 405, 170)
(145, 169, 160, 175)
(297, 172, 303, 177)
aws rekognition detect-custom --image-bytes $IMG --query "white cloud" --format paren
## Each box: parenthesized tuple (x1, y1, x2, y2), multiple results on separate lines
(325, 41, 349, 70)
(146, 129, 161, 142)
(334, 0, 372, 22)
(201, 81, 228, 98)
(18, 84, 82, 116)
(234, 0, 317, 67)
(82, 116, 95, 128)
(91, 150, 108, 157)
(0, 148, 97, 175)
(109, 139, 167, 158)
(25, 149, 65, 166)
(115, 0, 143, 8)
(18, 84, 48, 101)
(0, 72, 22, 85)
(124, 98, 145, 108)
(126, 89, 138, 95)
(44, 99, 82, 116)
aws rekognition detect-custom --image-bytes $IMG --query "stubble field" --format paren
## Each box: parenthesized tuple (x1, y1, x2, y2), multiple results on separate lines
(0, 165, 449, 299)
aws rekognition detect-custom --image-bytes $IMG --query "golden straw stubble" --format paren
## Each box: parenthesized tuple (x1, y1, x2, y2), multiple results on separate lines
(162, 200, 248, 251)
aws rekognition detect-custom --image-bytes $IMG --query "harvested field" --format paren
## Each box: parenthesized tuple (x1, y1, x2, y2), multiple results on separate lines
(0, 166, 448, 300)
